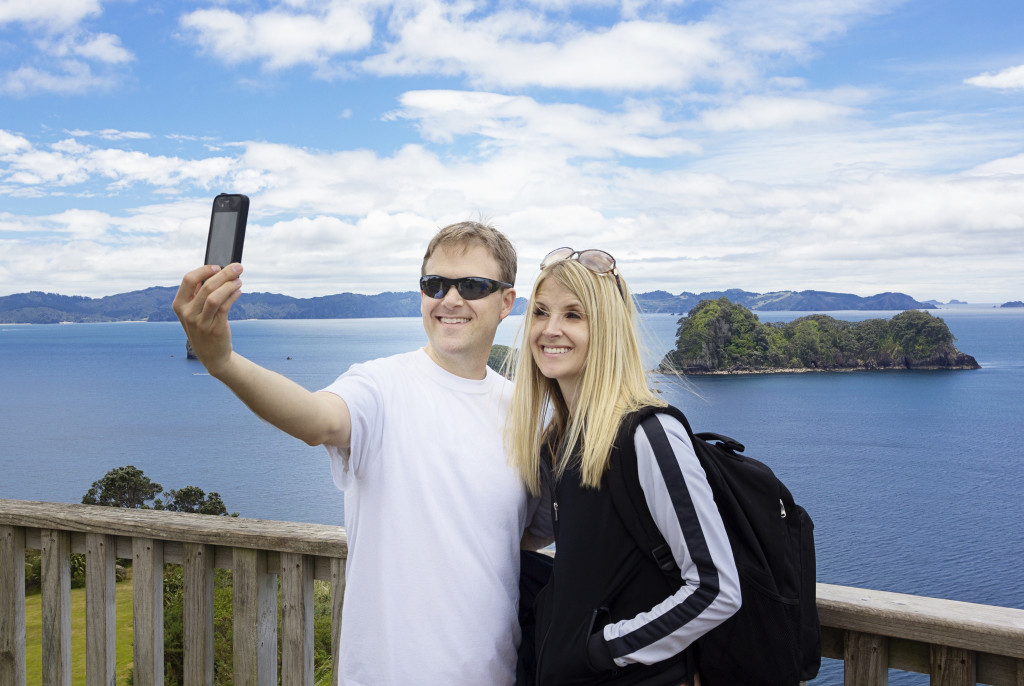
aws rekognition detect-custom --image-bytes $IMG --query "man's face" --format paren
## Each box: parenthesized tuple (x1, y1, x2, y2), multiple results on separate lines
(420, 243, 515, 379)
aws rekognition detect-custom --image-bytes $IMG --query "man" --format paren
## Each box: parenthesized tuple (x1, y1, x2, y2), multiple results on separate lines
(173, 221, 549, 685)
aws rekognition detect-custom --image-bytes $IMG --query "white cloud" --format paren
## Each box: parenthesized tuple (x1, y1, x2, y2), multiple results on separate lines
(966, 153, 1024, 177)
(2, 124, 1022, 301)
(0, 130, 32, 154)
(0, 3, 134, 96)
(0, 61, 117, 96)
(179, 3, 375, 69)
(0, 0, 101, 30)
(389, 90, 700, 158)
(711, 0, 901, 55)
(0, 136, 238, 190)
(699, 95, 857, 131)
(965, 64, 1024, 91)
(73, 32, 134, 64)
(67, 129, 152, 141)
(364, 7, 740, 91)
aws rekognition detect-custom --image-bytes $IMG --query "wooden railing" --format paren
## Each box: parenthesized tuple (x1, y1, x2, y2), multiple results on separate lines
(2, 498, 1024, 685)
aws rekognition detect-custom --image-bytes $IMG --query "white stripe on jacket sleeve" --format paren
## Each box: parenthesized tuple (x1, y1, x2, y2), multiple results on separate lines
(602, 413, 741, 668)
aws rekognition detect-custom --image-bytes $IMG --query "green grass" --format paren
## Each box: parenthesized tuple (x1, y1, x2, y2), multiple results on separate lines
(24, 579, 135, 685)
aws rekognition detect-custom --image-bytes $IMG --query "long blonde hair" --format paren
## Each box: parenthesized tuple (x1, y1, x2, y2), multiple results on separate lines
(506, 258, 665, 495)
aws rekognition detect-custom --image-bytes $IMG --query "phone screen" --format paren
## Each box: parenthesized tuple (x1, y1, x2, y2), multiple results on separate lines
(204, 194, 248, 267)
(206, 210, 240, 267)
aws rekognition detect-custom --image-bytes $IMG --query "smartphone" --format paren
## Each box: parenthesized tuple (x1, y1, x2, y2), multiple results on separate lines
(204, 193, 249, 267)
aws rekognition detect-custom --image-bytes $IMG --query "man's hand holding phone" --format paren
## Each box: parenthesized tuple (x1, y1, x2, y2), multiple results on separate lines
(173, 263, 244, 376)
(173, 193, 249, 376)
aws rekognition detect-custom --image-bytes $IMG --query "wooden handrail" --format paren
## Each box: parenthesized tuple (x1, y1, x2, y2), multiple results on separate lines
(2, 498, 1023, 685)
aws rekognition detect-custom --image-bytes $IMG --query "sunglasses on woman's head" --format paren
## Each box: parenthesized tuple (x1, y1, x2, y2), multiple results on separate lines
(420, 275, 513, 300)
(540, 247, 623, 298)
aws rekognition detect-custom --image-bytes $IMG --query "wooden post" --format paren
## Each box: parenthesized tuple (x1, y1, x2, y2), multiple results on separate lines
(184, 542, 215, 686)
(330, 556, 346, 686)
(85, 533, 117, 686)
(41, 529, 72, 686)
(846, 630, 889, 686)
(0, 525, 27, 686)
(233, 547, 277, 686)
(930, 645, 976, 686)
(281, 552, 314, 686)
(132, 537, 164, 686)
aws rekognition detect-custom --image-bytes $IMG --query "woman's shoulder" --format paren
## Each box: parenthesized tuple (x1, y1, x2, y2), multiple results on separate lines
(621, 403, 687, 430)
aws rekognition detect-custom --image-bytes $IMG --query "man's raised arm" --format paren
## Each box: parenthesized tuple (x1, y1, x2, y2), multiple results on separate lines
(172, 264, 351, 450)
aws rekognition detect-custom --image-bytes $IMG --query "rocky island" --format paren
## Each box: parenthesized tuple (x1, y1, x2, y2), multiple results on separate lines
(659, 298, 980, 374)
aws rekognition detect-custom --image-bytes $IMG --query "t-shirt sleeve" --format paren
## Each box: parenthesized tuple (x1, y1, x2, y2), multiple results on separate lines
(319, 362, 384, 490)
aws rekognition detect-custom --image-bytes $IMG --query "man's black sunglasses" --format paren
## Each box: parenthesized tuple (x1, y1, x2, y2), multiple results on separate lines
(420, 275, 513, 301)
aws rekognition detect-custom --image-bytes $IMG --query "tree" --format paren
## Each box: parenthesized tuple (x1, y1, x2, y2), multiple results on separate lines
(82, 465, 162, 508)
(488, 344, 515, 378)
(162, 486, 236, 516)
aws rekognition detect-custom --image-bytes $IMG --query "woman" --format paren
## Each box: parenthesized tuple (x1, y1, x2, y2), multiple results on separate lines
(507, 247, 742, 686)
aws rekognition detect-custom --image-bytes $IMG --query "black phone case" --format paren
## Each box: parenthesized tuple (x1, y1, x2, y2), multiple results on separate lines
(204, 193, 249, 266)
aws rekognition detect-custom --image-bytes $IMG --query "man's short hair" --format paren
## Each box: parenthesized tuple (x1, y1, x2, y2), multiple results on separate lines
(422, 221, 517, 287)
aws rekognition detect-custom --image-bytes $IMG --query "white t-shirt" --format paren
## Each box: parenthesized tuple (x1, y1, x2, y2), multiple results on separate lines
(322, 349, 532, 686)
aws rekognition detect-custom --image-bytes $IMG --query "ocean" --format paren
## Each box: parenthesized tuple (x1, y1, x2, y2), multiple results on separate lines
(2, 305, 1022, 684)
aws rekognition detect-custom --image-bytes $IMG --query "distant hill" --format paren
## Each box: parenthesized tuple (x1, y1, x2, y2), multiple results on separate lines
(0, 287, 435, 324)
(634, 288, 935, 314)
(0, 285, 935, 324)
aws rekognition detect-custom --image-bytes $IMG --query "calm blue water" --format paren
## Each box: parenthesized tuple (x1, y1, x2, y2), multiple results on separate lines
(2, 307, 1022, 684)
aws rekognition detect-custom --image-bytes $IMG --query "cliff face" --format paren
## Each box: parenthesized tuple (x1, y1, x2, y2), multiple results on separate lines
(660, 298, 980, 374)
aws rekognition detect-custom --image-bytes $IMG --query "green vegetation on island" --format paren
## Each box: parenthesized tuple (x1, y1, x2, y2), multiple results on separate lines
(660, 298, 980, 374)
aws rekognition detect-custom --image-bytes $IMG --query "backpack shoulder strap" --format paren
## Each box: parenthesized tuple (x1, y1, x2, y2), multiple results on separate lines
(608, 405, 693, 575)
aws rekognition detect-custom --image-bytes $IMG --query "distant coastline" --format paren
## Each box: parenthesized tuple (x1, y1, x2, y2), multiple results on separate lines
(0, 284, 1020, 325)
(3, 284, 1012, 325)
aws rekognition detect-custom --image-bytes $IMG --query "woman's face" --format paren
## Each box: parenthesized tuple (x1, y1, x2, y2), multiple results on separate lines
(530, 277, 590, 409)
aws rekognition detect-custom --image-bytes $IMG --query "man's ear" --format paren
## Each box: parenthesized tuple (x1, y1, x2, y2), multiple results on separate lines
(500, 288, 516, 319)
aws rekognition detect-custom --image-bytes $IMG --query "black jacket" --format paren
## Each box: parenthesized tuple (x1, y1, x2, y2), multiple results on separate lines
(533, 409, 740, 686)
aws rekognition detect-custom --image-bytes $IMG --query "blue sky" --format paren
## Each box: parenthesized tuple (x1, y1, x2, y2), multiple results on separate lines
(1, 0, 1022, 303)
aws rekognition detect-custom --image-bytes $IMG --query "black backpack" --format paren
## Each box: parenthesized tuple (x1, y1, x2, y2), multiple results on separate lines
(608, 406, 821, 686)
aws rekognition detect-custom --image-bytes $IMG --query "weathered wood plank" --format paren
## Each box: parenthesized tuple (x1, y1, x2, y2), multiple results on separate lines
(233, 547, 277, 686)
(845, 630, 889, 686)
(931, 645, 976, 686)
(132, 537, 164, 686)
(819, 583, 1024, 659)
(977, 655, 1024, 686)
(184, 542, 215, 686)
(0, 499, 346, 558)
(330, 556, 346, 686)
(281, 552, 314, 686)
(85, 533, 116, 686)
(40, 529, 71, 686)
(0, 525, 27, 686)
